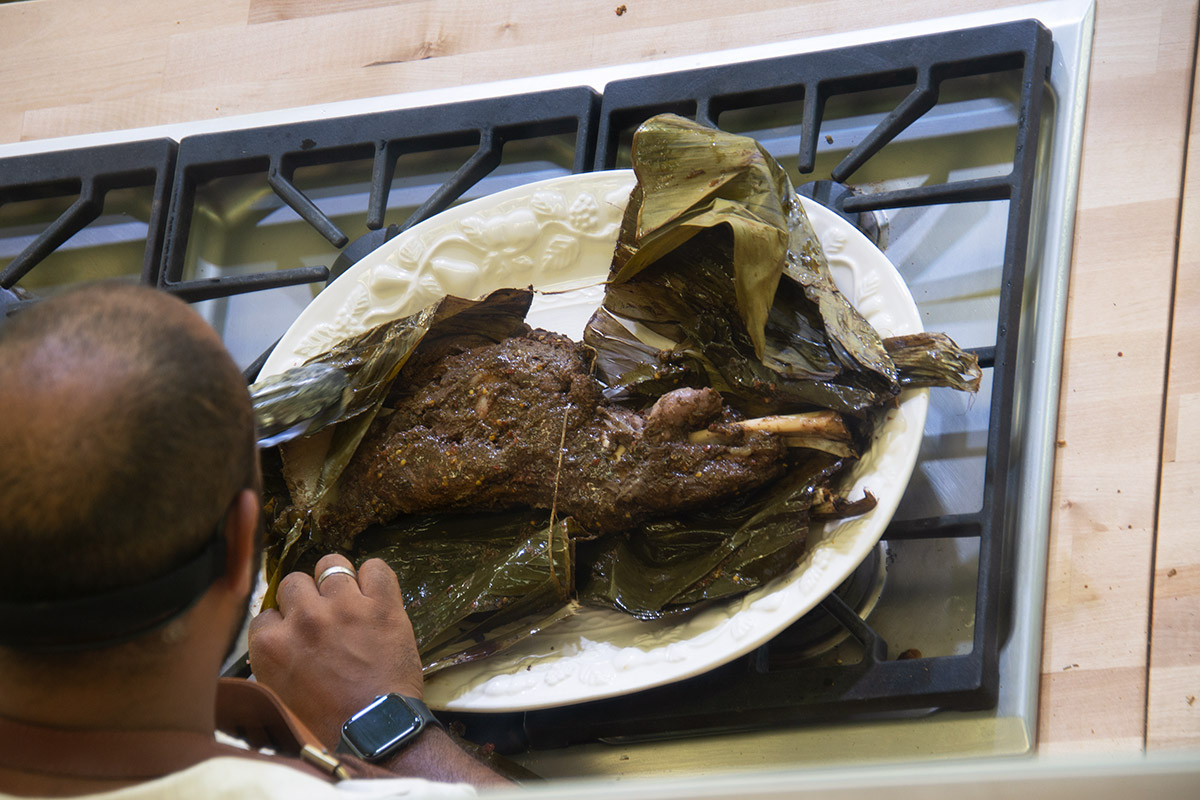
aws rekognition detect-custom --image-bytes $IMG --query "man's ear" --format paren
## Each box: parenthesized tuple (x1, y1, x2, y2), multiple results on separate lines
(222, 489, 260, 598)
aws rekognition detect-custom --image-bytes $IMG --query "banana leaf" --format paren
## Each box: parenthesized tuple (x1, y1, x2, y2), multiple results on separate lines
(611, 127, 787, 362)
(782, 190, 898, 388)
(577, 452, 854, 618)
(884, 332, 982, 391)
(348, 511, 579, 674)
(584, 307, 709, 403)
(610, 114, 898, 391)
(588, 229, 886, 417)
(277, 303, 438, 512)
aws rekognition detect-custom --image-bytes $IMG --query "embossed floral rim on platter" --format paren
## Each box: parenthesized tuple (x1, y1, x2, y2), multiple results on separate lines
(259, 170, 929, 712)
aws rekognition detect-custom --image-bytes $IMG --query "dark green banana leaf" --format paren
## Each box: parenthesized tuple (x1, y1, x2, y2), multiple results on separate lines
(587, 228, 888, 418)
(782, 193, 899, 388)
(884, 332, 982, 391)
(577, 453, 850, 618)
(584, 307, 710, 404)
(350, 511, 578, 672)
(610, 114, 898, 392)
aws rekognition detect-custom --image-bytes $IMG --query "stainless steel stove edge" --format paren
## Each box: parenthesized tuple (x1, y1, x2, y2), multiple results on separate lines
(998, 0, 1094, 747)
(490, 751, 1199, 799)
(510, 711, 1032, 779)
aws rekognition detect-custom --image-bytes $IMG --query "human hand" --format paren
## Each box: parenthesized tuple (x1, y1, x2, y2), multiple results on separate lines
(247, 554, 425, 749)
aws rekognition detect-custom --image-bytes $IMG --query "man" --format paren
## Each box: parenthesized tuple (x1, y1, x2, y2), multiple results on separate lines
(0, 284, 512, 797)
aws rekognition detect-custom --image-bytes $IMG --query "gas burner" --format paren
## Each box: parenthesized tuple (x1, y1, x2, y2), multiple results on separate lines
(0, 286, 33, 323)
(328, 224, 401, 285)
(767, 542, 888, 667)
(796, 180, 889, 250)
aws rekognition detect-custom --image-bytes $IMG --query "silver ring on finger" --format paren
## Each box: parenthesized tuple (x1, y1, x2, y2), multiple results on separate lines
(316, 565, 357, 590)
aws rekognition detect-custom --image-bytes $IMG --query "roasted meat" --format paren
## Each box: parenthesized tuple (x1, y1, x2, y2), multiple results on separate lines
(316, 329, 786, 544)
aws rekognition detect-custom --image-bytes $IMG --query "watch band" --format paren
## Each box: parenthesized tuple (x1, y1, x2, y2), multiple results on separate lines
(402, 696, 443, 731)
(336, 694, 444, 763)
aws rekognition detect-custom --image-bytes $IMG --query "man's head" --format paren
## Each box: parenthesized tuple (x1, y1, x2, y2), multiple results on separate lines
(0, 283, 258, 652)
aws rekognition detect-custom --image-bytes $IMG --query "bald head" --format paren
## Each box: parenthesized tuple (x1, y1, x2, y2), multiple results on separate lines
(0, 284, 255, 604)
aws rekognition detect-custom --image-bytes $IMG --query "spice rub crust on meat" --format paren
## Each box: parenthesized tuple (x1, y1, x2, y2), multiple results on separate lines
(317, 329, 786, 543)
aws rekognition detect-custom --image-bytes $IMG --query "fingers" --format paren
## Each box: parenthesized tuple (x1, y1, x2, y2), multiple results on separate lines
(357, 558, 403, 605)
(247, 552, 426, 746)
(265, 554, 362, 623)
(268, 555, 402, 612)
(313, 553, 358, 596)
(273, 565, 320, 613)
(246, 605, 281, 641)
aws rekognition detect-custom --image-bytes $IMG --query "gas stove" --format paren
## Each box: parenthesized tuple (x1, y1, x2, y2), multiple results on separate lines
(0, 0, 1095, 781)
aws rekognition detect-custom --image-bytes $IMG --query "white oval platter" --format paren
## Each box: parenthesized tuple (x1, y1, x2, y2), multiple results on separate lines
(259, 170, 928, 713)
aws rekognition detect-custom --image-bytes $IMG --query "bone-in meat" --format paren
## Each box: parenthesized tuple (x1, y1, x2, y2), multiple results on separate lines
(317, 329, 786, 543)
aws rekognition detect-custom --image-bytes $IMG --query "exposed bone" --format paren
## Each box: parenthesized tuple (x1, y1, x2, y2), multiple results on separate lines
(782, 436, 857, 458)
(688, 410, 852, 448)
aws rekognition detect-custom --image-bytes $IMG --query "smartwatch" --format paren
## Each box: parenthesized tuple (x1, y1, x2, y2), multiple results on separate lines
(336, 694, 443, 763)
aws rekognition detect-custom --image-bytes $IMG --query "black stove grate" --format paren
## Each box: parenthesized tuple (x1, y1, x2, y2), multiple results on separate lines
(0, 139, 176, 317)
(158, 88, 599, 304)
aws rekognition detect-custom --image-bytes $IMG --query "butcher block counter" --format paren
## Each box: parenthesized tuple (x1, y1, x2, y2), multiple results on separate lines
(1, 0, 1197, 759)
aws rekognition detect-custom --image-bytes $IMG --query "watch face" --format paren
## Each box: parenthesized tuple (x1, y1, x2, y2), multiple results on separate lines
(342, 695, 423, 760)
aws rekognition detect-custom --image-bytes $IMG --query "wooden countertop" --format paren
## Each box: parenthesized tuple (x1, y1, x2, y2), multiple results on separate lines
(1, 0, 1197, 755)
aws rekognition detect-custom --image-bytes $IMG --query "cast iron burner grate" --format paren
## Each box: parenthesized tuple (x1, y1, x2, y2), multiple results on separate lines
(158, 88, 600, 304)
(768, 542, 889, 667)
(0, 139, 176, 319)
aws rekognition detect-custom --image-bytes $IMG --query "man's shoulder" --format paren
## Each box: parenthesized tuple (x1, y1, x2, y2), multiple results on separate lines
(0, 757, 478, 800)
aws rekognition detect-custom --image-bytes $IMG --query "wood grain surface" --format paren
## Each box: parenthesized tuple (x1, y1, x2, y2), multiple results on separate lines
(0, 0, 1197, 754)
(1039, 0, 1198, 753)
(1146, 31, 1200, 752)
